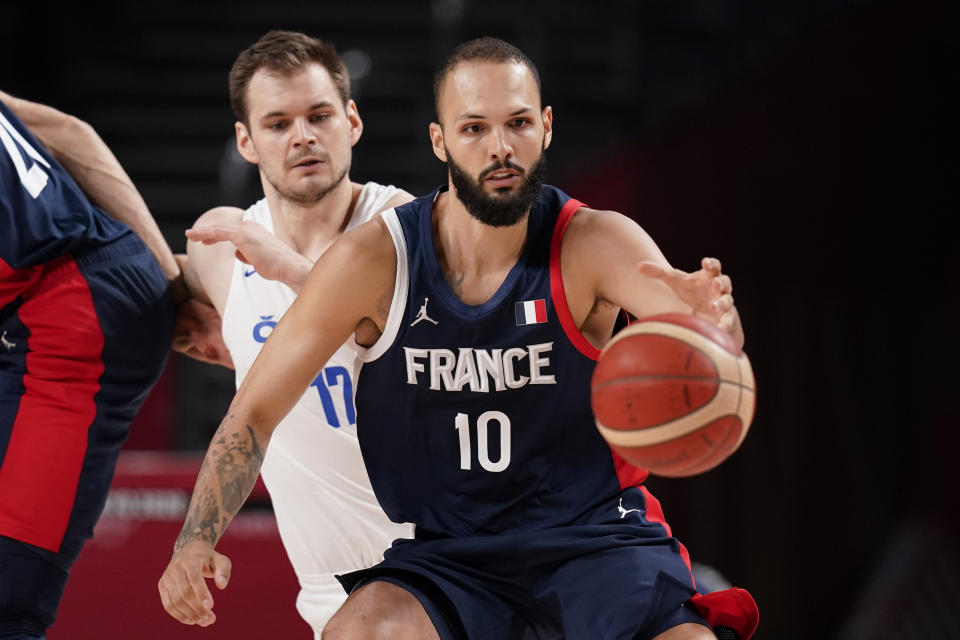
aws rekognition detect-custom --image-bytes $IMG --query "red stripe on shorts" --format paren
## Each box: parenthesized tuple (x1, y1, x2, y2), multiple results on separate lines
(640, 485, 695, 586)
(0, 256, 104, 551)
(611, 451, 649, 489)
(0, 256, 42, 310)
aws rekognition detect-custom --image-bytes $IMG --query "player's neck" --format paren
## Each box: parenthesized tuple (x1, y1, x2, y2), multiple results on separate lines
(264, 179, 361, 262)
(432, 189, 529, 303)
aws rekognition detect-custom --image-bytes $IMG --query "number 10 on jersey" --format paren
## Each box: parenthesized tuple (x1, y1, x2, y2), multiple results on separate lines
(455, 411, 511, 472)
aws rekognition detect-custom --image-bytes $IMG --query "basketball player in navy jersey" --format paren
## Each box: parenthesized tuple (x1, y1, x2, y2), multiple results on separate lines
(159, 38, 758, 639)
(0, 91, 181, 639)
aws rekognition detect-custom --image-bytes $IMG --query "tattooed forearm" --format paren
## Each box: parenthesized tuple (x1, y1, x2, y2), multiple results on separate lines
(216, 425, 264, 514)
(175, 480, 221, 551)
(173, 416, 266, 552)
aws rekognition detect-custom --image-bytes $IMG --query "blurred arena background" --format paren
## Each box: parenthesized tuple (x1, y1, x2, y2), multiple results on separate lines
(1, 0, 954, 637)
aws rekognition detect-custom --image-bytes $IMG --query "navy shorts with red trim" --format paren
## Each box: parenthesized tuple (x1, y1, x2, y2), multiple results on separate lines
(338, 486, 711, 640)
(0, 232, 173, 631)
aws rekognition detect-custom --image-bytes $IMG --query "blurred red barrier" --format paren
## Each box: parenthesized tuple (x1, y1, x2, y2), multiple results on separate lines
(49, 451, 305, 639)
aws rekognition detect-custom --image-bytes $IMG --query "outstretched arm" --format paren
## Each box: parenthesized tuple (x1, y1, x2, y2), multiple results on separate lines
(564, 208, 745, 349)
(158, 218, 397, 625)
(184, 189, 413, 293)
(0, 89, 184, 298)
(185, 220, 313, 293)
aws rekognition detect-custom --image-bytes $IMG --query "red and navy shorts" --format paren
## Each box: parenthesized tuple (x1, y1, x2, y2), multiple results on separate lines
(338, 486, 737, 640)
(0, 233, 173, 633)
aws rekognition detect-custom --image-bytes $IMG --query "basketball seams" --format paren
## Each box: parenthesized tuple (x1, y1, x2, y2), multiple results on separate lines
(593, 374, 742, 388)
(603, 321, 744, 383)
(595, 382, 748, 447)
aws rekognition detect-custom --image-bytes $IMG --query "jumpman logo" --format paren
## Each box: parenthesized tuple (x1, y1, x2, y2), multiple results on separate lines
(618, 497, 641, 519)
(1, 331, 15, 351)
(410, 297, 438, 327)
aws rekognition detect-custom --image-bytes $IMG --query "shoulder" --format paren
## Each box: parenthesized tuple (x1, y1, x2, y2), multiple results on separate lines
(563, 206, 651, 249)
(384, 189, 415, 210)
(341, 214, 399, 259)
(356, 181, 415, 214)
(186, 206, 246, 286)
(194, 205, 245, 226)
(560, 205, 667, 284)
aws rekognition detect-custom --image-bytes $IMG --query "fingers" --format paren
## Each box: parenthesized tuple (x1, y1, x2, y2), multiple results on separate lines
(701, 257, 722, 276)
(158, 544, 230, 627)
(158, 580, 197, 625)
(711, 293, 734, 316)
(211, 554, 232, 590)
(717, 308, 737, 334)
(158, 564, 215, 626)
(185, 225, 235, 245)
(711, 273, 732, 297)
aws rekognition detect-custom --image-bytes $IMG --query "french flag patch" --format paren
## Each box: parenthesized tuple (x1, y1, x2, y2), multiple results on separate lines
(515, 299, 547, 326)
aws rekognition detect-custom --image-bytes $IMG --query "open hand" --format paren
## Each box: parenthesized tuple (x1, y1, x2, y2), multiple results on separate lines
(186, 220, 306, 285)
(158, 540, 232, 626)
(638, 257, 739, 336)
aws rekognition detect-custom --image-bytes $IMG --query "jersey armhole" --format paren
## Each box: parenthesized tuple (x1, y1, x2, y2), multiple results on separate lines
(219, 205, 263, 341)
(355, 208, 408, 363)
(549, 198, 602, 361)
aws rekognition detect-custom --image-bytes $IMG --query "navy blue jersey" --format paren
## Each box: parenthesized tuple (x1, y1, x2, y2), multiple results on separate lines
(0, 99, 131, 272)
(355, 185, 646, 538)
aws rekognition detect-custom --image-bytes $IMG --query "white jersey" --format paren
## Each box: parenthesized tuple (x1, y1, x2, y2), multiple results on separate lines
(220, 182, 413, 636)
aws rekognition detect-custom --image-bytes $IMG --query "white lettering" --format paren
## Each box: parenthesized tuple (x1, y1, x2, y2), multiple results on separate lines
(528, 342, 556, 385)
(503, 347, 529, 389)
(404, 347, 429, 385)
(429, 349, 456, 391)
(453, 347, 480, 391)
(405, 344, 557, 392)
(475, 348, 506, 392)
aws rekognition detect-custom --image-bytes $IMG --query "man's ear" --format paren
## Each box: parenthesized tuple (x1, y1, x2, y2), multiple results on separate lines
(542, 105, 553, 150)
(346, 99, 363, 147)
(235, 122, 259, 164)
(429, 122, 447, 162)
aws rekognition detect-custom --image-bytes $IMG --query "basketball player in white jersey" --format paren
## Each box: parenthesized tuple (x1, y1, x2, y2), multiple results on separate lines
(170, 31, 413, 636)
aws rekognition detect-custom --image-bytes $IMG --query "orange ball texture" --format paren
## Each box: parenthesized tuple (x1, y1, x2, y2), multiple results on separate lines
(591, 313, 756, 477)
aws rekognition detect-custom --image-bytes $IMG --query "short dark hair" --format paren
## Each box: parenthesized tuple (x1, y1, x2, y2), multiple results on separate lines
(229, 30, 350, 124)
(433, 37, 542, 122)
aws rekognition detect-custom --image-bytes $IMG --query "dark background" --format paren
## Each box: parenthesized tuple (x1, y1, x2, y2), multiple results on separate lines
(2, 1, 955, 637)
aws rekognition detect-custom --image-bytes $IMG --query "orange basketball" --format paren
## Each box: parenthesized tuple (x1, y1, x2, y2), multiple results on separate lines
(591, 313, 756, 477)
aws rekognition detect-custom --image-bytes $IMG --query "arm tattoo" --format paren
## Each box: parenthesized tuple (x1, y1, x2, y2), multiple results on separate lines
(174, 416, 265, 552)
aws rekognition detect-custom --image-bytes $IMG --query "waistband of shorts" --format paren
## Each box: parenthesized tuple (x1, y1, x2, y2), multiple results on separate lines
(74, 232, 149, 268)
(41, 233, 147, 281)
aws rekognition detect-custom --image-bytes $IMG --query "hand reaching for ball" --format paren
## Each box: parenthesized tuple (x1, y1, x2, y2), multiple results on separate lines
(638, 257, 742, 347)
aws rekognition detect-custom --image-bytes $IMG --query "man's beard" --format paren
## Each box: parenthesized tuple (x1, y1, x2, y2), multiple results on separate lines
(446, 148, 547, 228)
(267, 157, 350, 205)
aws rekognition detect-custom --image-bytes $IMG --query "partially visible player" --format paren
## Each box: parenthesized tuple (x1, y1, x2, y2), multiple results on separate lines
(166, 31, 413, 636)
(159, 37, 758, 640)
(0, 90, 181, 639)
